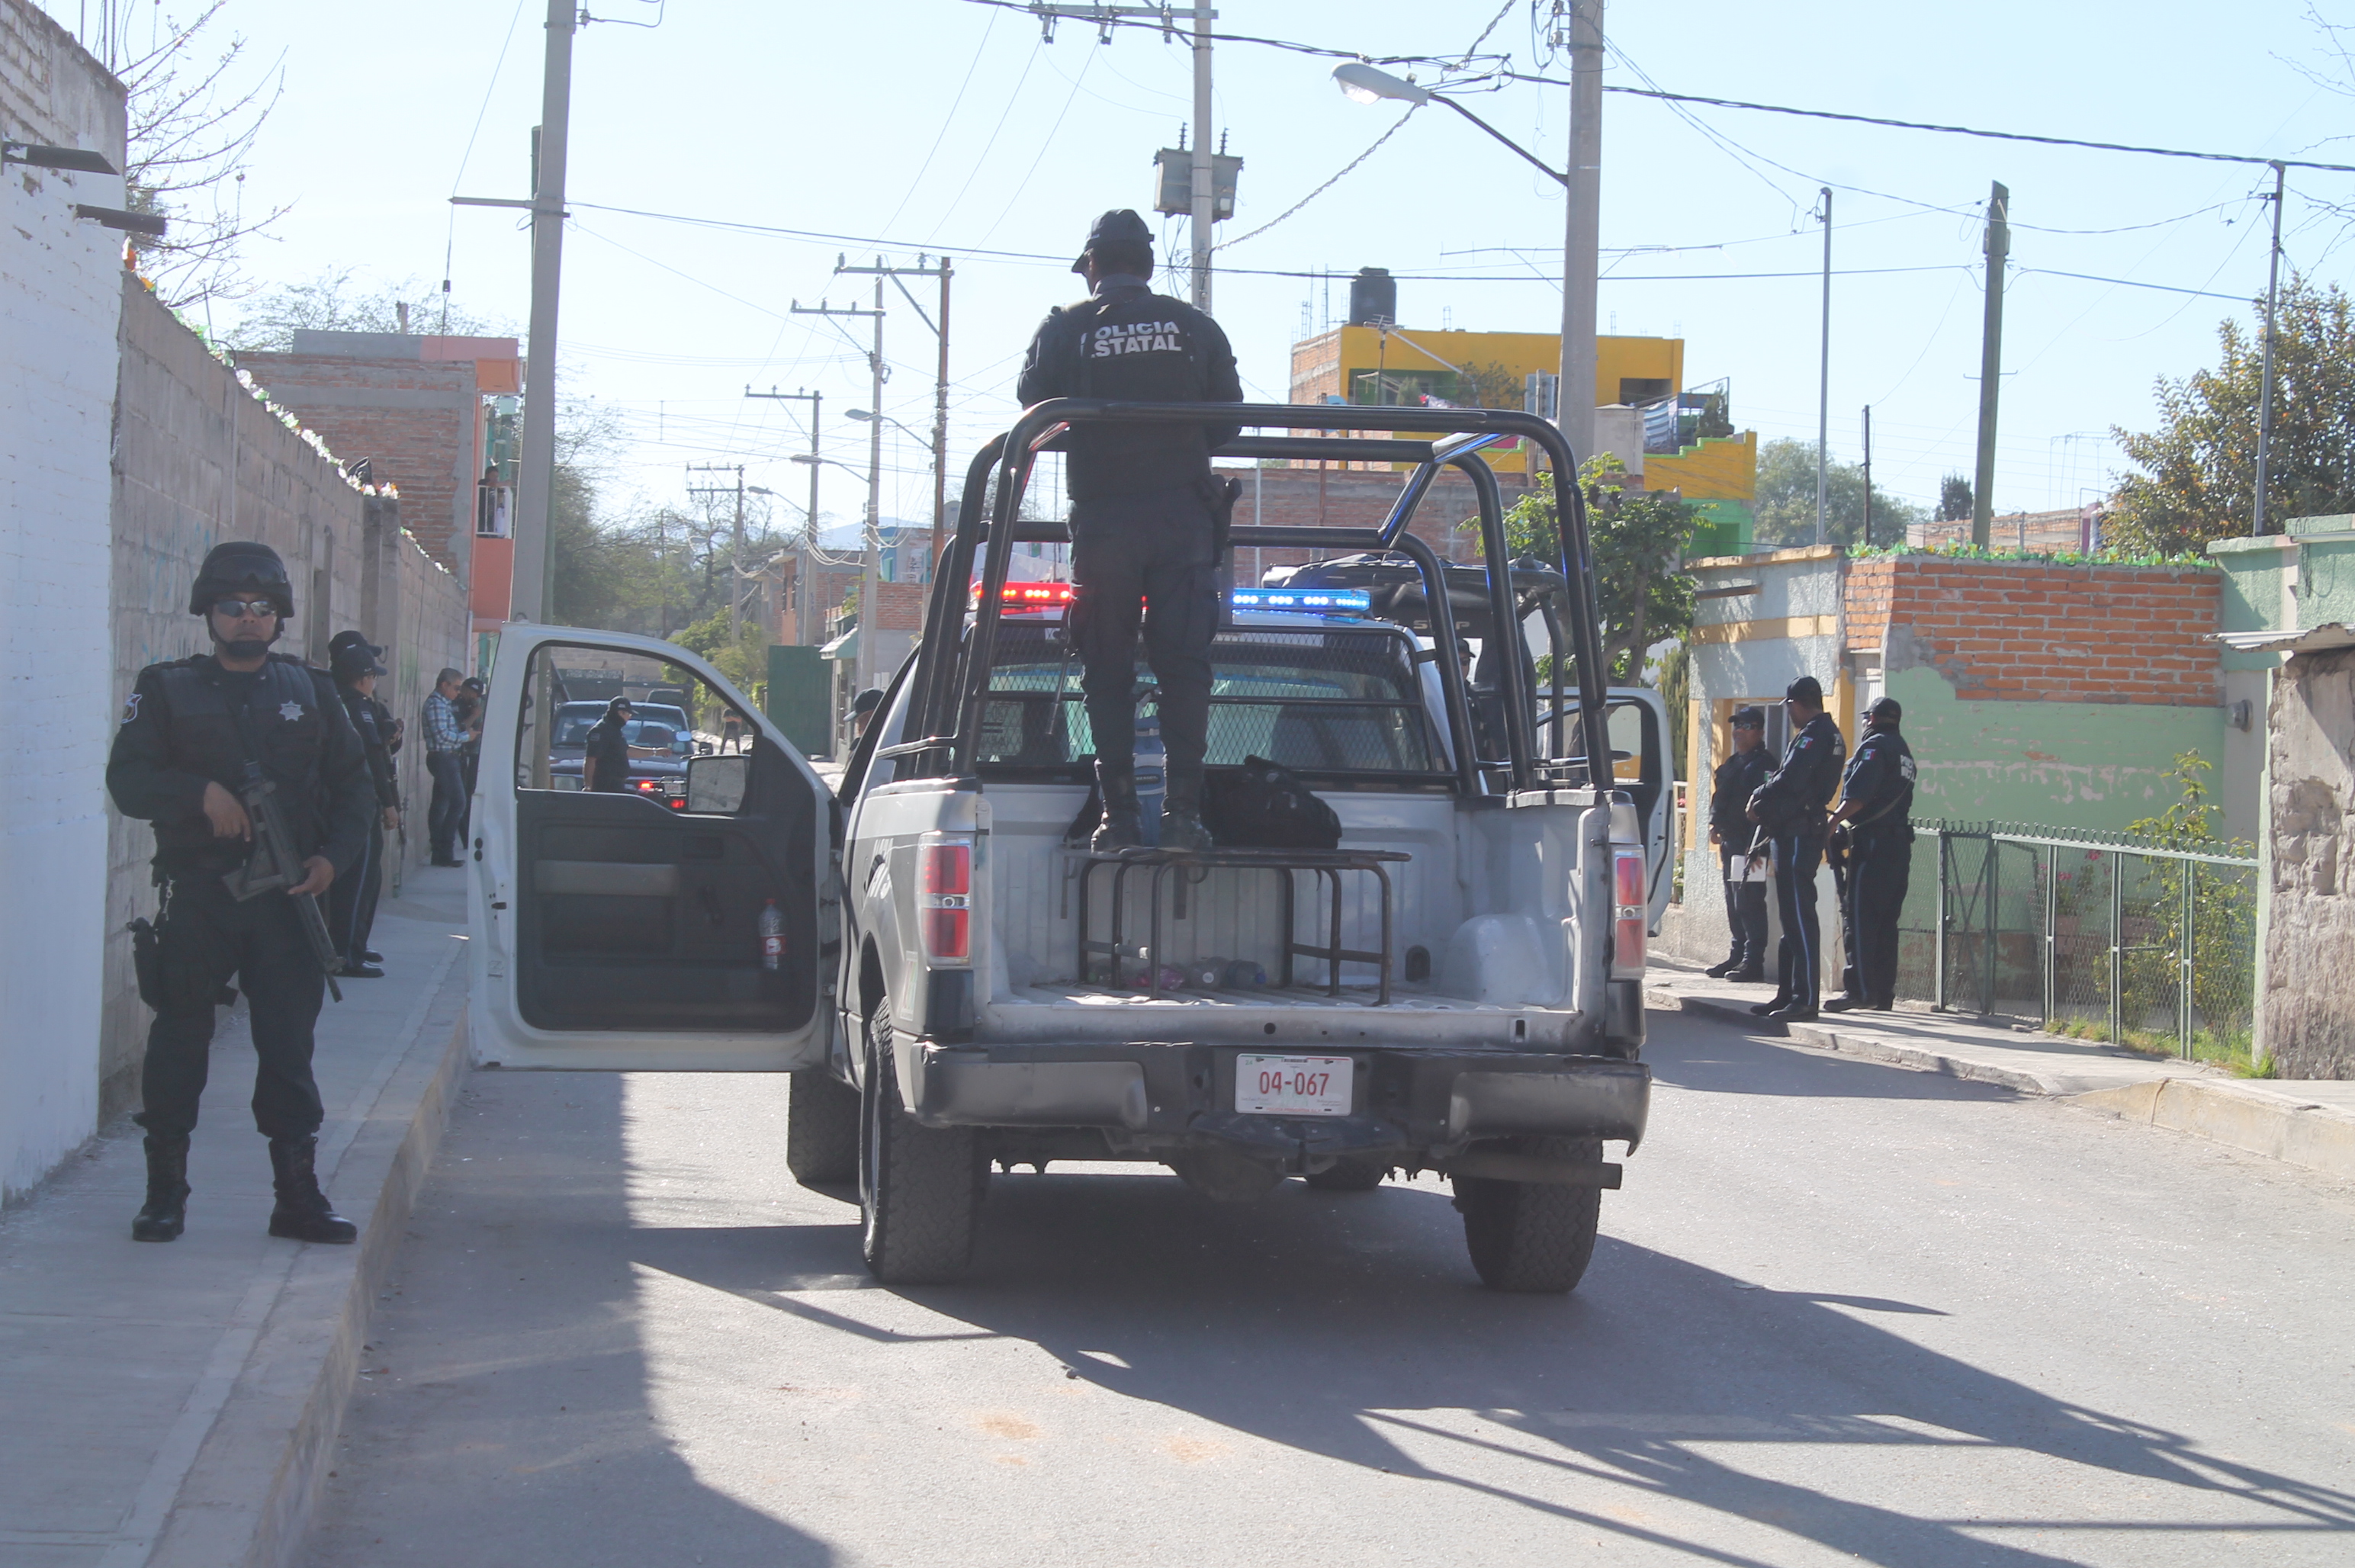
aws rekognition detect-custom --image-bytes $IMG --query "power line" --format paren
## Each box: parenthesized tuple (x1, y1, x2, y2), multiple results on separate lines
(1506, 78, 2355, 175)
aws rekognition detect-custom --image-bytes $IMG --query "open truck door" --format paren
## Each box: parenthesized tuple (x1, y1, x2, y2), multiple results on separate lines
(469, 626, 834, 1071)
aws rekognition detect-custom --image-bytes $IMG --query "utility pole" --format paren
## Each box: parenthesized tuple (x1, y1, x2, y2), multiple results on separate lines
(512, 0, 574, 624)
(1190, 0, 1214, 309)
(833, 255, 952, 572)
(686, 464, 748, 641)
(1555, 0, 1604, 466)
(792, 288, 886, 696)
(1861, 405, 1874, 550)
(1815, 187, 1832, 547)
(1971, 181, 2010, 550)
(747, 386, 821, 641)
(2254, 161, 2287, 535)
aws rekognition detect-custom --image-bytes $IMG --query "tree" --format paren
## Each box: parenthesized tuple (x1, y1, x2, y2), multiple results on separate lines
(2106, 275, 2355, 556)
(79, 3, 289, 310)
(1752, 439, 1926, 548)
(1936, 474, 1974, 523)
(1494, 460, 1701, 682)
(230, 268, 504, 350)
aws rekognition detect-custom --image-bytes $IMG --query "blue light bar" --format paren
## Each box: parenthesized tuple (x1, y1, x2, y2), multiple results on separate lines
(1230, 586, 1373, 613)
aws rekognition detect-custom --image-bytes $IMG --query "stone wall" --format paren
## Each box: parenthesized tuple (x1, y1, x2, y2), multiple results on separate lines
(0, 0, 124, 1203)
(2260, 646, 2355, 1078)
(101, 275, 469, 1117)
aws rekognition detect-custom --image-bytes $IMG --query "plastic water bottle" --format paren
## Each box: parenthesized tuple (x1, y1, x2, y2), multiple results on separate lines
(1133, 706, 1165, 847)
(759, 898, 783, 972)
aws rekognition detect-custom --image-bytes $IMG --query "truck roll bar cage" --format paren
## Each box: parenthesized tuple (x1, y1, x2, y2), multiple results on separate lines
(895, 400, 1608, 795)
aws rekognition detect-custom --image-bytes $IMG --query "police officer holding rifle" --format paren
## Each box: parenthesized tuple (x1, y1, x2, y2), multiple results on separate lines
(108, 542, 373, 1245)
(1017, 208, 1243, 851)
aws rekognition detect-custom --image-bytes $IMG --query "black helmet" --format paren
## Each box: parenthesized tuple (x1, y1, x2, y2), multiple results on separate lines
(189, 541, 294, 618)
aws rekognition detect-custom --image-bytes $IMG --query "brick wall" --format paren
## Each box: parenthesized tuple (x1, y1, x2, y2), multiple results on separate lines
(0, 0, 122, 1202)
(233, 339, 510, 578)
(874, 580, 927, 633)
(104, 278, 469, 1117)
(1846, 555, 2222, 707)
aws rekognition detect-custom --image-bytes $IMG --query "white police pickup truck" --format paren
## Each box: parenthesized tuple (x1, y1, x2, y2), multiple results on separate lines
(467, 403, 1659, 1293)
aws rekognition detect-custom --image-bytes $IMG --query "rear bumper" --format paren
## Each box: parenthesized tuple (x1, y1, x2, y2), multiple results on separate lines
(907, 1040, 1650, 1162)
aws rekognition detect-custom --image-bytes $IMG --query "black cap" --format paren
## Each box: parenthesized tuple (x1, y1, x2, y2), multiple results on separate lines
(328, 630, 385, 677)
(1730, 705, 1765, 729)
(606, 695, 635, 718)
(190, 541, 294, 617)
(850, 687, 885, 716)
(1867, 696, 1903, 726)
(1071, 208, 1154, 275)
(1785, 676, 1824, 707)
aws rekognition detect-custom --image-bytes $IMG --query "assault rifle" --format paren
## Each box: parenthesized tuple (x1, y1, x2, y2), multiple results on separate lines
(220, 761, 344, 1002)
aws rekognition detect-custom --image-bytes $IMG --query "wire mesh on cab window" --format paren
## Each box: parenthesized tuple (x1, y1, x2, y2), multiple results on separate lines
(976, 624, 1441, 774)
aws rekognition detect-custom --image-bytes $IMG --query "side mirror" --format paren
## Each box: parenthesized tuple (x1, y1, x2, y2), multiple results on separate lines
(673, 734, 691, 756)
(685, 753, 748, 814)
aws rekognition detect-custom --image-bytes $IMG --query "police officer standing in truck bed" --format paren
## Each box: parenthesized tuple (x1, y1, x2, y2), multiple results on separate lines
(108, 542, 372, 1246)
(1016, 208, 1243, 851)
(1745, 676, 1846, 1022)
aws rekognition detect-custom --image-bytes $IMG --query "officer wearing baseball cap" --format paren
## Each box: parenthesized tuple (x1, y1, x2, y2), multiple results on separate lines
(1744, 676, 1847, 1020)
(107, 542, 372, 1245)
(326, 631, 401, 979)
(1016, 209, 1243, 852)
(1824, 696, 1917, 1012)
(1704, 705, 1773, 981)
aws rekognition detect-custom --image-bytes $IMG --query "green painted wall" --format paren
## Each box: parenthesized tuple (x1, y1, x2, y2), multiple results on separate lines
(1890, 664, 2226, 831)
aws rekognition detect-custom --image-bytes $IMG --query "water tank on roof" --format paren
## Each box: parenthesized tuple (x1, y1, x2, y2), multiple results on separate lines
(1348, 268, 1396, 327)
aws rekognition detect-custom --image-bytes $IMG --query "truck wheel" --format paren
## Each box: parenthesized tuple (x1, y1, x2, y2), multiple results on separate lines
(786, 1068, 859, 1186)
(858, 995, 983, 1284)
(1303, 1157, 1389, 1192)
(1454, 1137, 1602, 1294)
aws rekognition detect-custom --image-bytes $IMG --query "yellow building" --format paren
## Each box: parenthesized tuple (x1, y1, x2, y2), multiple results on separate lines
(1287, 323, 1756, 553)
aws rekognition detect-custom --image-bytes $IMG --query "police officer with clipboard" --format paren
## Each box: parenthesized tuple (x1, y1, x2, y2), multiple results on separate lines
(1017, 209, 1244, 852)
(108, 542, 372, 1245)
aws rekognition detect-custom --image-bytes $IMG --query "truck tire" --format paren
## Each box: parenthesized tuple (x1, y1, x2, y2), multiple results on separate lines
(1303, 1157, 1389, 1192)
(858, 996, 983, 1285)
(786, 1068, 859, 1186)
(1454, 1136, 1602, 1294)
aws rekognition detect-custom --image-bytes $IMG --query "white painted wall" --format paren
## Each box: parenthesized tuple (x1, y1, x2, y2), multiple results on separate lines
(1, 2, 127, 1200)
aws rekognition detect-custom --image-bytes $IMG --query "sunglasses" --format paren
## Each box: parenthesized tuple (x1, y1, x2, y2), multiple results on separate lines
(212, 599, 279, 620)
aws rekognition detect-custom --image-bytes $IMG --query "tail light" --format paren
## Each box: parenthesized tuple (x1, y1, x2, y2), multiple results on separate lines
(918, 834, 972, 964)
(1611, 847, 1647, 977)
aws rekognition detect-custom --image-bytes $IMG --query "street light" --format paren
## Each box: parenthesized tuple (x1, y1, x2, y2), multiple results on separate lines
(847, 407, 930, 445)
(1332, 24, 1604, 467)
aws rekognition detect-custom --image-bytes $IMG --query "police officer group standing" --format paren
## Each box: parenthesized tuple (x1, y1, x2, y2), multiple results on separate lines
(107, 542, 373, 1246)
(1704, 705, 1772, 982)
(1743, 676, 1846, 1022)
(1825, 696, 1917, 1013)
(1016, 208, 1243, 851)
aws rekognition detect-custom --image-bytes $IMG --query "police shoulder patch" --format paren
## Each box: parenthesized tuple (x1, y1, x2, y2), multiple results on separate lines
(120, 692, 142, 725)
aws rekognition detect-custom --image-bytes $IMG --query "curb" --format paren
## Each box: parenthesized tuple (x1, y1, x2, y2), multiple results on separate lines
(144, 957, 470, 1568)
(1647, 985, 2355, 1184)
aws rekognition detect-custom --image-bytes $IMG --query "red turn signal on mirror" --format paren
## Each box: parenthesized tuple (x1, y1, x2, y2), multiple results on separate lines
(919, 835, 972, 964)
(1612, 848, 1647, 977)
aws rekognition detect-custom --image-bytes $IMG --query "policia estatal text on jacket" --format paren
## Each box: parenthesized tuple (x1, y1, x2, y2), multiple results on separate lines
(1016, 208, 1242, 852)
(108, 541, 373, 1245)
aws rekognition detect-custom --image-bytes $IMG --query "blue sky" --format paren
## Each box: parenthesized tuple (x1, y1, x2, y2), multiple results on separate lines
(64, 1, 2355, 531)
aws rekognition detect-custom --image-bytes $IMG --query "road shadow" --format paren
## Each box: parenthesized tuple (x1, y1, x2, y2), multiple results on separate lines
(304, 1072, 835, 1568)
(1644, 1010, 2027, 1103)
(635, 1162, 2355, 1568)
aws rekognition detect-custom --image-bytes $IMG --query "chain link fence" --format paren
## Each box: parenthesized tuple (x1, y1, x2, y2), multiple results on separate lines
(1891, 823, 2257, 1065)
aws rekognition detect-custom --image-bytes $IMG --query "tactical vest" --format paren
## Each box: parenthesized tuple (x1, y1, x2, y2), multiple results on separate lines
(150, 657, 333, 871)
(1062, 289, 1216, 502)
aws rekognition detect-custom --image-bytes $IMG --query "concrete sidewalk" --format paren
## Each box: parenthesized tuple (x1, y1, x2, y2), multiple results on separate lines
(0, 868, 471, 1568)
(1646, 958, 2355, 1183)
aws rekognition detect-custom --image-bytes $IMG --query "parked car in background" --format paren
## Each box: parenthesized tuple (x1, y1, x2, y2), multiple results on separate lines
(548, 702, 696, 808)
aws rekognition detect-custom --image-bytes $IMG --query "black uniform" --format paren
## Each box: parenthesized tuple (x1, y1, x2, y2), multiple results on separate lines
(1834, 726, 1917, 1008)
(1709, 742, 1772, 972)
(583, 717, 632, 792)
(1747, 712, 1846, 1012)
(108, 653, 372, 1141)
(1015, 272, 1242, 772)
(326, 681, 400, 966)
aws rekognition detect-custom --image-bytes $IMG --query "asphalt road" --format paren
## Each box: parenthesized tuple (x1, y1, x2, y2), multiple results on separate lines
(306, 1011, 2355, 1567)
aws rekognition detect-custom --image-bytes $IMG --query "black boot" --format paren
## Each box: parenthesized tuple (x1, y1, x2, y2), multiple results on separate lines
(1159, 766, 1214, 853)
(131, 1135, 190, 1243)
(1091, 762, 1142, 851)
(267, 1136, 358, 1244)
(1704, 956, 1743, 978)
